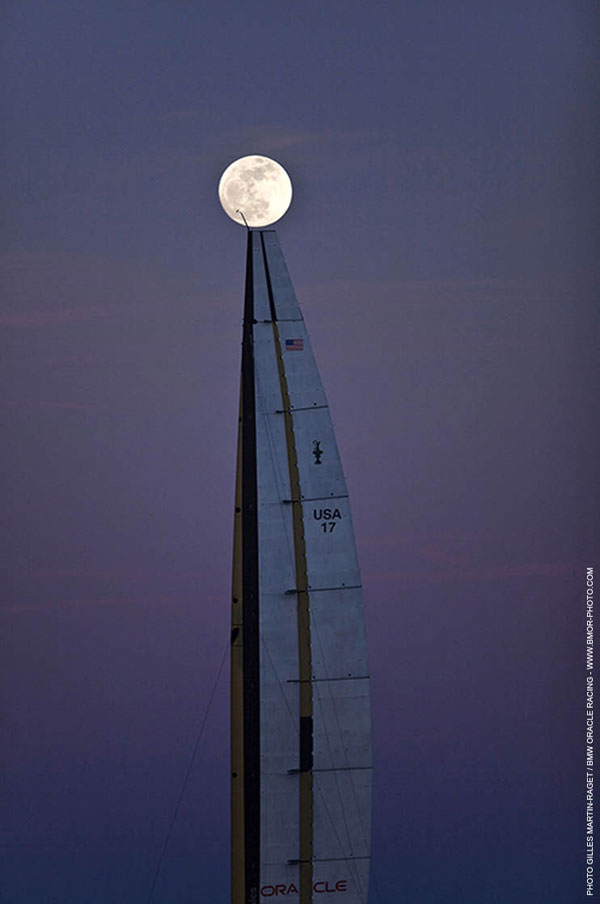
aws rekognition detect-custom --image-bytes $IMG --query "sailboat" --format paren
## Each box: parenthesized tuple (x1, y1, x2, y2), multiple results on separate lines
(223, 158, 371, 904)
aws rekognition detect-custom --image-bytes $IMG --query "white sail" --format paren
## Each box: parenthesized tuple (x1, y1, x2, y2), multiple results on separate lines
(232, 231, 371, 904)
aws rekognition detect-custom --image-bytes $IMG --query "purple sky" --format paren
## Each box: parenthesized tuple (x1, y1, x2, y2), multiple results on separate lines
(1, 2, 599, 902)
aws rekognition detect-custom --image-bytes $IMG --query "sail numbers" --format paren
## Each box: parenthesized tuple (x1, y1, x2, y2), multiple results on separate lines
(313, 507, 342, 534)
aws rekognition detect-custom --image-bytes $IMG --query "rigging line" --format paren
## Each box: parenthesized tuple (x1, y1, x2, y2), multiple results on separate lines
(309, 628, 357, 856)
(254, 370, 295, 569)
(312, 694, 364, 900)
(144, 635, 230, 904)
(310, 610, 375, 897)
(260, 424, 295, 567)
(311, 617, 386, 904)
(260, 632, 298, 733)
(258, 632, 365, 904)
(312, 616, 367, 813)
(310, 625, 365, 901)
(311, 776, 364, 903)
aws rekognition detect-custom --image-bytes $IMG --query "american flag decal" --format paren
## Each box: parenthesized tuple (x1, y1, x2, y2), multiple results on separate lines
(285, 338, 304, 351)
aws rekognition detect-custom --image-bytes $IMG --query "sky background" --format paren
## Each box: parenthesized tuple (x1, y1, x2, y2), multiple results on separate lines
(1, 2, 599, 902)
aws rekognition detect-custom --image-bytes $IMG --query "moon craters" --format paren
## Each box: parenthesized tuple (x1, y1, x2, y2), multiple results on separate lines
(218, 155, 293, 227)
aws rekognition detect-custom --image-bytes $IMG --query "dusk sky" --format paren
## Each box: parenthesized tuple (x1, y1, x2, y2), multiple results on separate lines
(2, 2, 599, 902)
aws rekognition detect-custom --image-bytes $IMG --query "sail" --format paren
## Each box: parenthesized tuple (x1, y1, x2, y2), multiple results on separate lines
(231, 231, 371, 904)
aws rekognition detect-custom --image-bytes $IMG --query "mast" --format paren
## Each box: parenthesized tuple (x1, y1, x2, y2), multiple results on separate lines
(231, 230, 371, 904)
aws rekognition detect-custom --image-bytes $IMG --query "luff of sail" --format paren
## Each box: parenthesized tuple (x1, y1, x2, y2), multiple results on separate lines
(231, 230, 371, 904)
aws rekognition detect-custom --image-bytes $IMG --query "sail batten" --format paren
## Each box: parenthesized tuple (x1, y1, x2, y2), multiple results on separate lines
(232, 230, 371, 904)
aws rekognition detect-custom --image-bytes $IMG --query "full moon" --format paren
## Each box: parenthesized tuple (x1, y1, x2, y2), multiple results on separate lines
(218, 155, 293, 227)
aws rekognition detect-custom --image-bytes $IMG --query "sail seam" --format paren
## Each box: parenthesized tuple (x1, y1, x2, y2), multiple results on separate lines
(276, 405, 328, 412)
(288, 766, 372, 774)
(297, 495, 349, 502)
(287, 676, 370, 683)
(285, 585, 362, 594)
